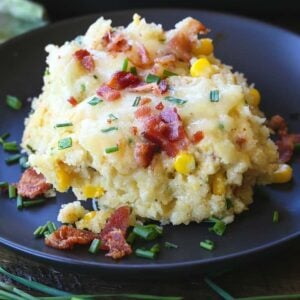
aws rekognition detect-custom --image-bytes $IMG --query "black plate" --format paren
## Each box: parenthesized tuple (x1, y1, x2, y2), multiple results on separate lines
(0, 9, 299, 278)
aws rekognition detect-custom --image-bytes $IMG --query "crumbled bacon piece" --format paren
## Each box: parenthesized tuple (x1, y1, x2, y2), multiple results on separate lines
(154, 54, 176, 65)
(104, 229, 132, 259)
(97, 85, 121, 101)
(102, 31, 131, 53)
(68, 96, 78, 106)
(192, 131, 204, 144)
(107, 71, 140, 90)
(134, 142, 158, 168)
(134, 105, 152, 119)
(128, 80, 168, 96)
(128, 43, 152, 68)
(155, 102, 164, 111)
(236, 136, 246, 148)
(45, 225, 97, 250)
(131, 126, 138, 136)
(17, 168, 51, 199)
(140, 97, 152, 106)
(74, 49, 95, 72)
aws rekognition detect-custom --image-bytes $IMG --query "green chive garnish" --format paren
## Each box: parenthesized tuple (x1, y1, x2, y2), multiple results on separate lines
(93, 74, 98, 79)
(204, 277, 234, 300)
(132, 96, 141, 107)
(0, 133, 10, 144)
(3, 141, 19, 153)
(17, 195, 23, 209)
(108, 113, 118, 121)
(19, 156, 29, 169)
(163, 69, 178, 77)
(58, 137, 72, 150)
(54, 122, 73, 128)
(164, 96, 187, 106)
(133, 224, 163, 240)
(135, 249, 156, 259)
(164, 241, 178, 249)
(101, 126, 118, 133)
(5, 154, 21, 165)
(209, 220, 226, 236)
(226, 198, 233, 209)
(6, 95, 22, 110)
(44, 68, 50, 76)
(22, 199, 45, 208)
(8, 185, 16, 198)
(46, 221, 57, 233)
(273, 210, 279, 223)
(200, 239, 215, 251)
(26, 144, 36, 153)
(88, 238, 101, 254)
(0, 182, 8, 189)
(105, 145, 119, 154)
(130, 66, 137, 75)
(33, 226, 44, 237)
(126, 232, 137, 244)
(88, 97, 103, 106)
(150, 243, 160, 254)
(210, 90, 220, 102)
(122, 57, 129, 72)
(145, 73, 161, 84)
(80, 83, 86, 93)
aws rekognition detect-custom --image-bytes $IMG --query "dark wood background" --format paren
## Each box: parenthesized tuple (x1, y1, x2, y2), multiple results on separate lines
(1, 3, 299, 299)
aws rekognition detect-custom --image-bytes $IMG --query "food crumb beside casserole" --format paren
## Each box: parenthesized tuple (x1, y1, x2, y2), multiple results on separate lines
(17, 14, 296, 258)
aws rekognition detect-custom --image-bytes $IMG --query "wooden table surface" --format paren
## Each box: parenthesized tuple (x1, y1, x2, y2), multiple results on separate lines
(0, 14, 299, 300)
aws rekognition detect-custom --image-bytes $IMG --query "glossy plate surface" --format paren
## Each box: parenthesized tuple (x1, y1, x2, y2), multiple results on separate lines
(0, 9, 299, 277)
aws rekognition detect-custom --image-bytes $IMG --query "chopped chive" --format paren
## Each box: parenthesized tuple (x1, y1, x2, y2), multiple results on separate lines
(54, 122, 73, 128)
(150, 243, 160, 254)
(126, 232, 137, 244)
(128, 137, 134, 145)
(93, 74, 98, 79)
(204, 277, 235, 300)
(135, 249, 156, 259)
(8, 185, 17, 198)
(44, 231, 50, 237)
(58, 137, 72, 150)
(133, 224, 163, 240)
(163, 69, 178, 77)
(47, 221, 56, 233)
(132, 96, 141, 107)
(105, 145, 119, 154)
(209, 220, 226, 236)
(19, 156, 29, 169)
(6, 95, 22, 110)
(273, 210, 279, 223)
(164, 96, 187, 106)
(88, 97, 103, 106)
(218, 122, 225, 130)
(101, 126, 118, 133)
(3, 141, 19, 153)
(164, 241, 178, 249)
(5, 154, 21, 165)
(226, 198, 233, 209)
(26, 144, 36, 153)
(108, 113, 118, 121)
(22, 199, 45, 208)
(130, 66, 137, 75)
(80, 83, 86, 93)
(200, 239, 215, 251)
(145, 73, 161, 84)
(33, 226, 44, 237)
(0, 182, 8, 189)
(17, 195, 23, 209)
(89, 238, 101, 254)
(210, 90, 220, 102)
(44, 68, 50, 76)
(0, 132, 10, 143)
(122, 57, 129, 72)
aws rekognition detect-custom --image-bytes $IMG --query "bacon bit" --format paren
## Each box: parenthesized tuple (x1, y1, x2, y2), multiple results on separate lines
(192, 131, 204, 144)
(137, 43, 152, 67)
(17, 168, 52, 199)
(101, 31, 131, 53)
(155, 102, 164, 111)
(134, 105, 152, 119)
(97, 85, 121, 101)
(131, 126, 138, 136)
(269, 115, 288, 137)
(154, 54, 176, 65)
(74, 49, 95, 72)
(236, 136, 246, 148)
(104, 229, 132, 259)
(45, 225, 97, 250)
(68, 96, 78, 106)
(139, 97, 151, 106)
(128, 80, 168, 96)
(134, 142, 158, 167)
(107, 71, 140, 90)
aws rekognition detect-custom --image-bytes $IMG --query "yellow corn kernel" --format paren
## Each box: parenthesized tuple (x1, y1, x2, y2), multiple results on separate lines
(83, 185, 104, 198)
(190, 57, 212, 77)
(197, 38, 214, 55)
(55, 163, 71, 192)
(173, 152, 196, 175)
(83, 211, 97, 222)
(248, 88, 261, 106)
(272, 164, 293, 183)
(212, 172, 226, 195)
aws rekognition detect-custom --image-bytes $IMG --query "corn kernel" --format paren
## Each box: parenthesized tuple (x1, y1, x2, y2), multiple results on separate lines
(174, 152, 195, 175)
(55, 163, 71, 192)
(212, 171, 226, 195)
(272, 164, 293, 183)
(83, 185, 104, 198)
(197, 38, 214, 55)
(190, 58, 212, 77)
(83, 211, 97, 222)
(248, 88, 261, 106)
